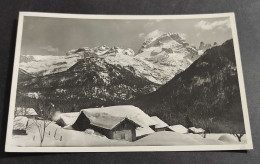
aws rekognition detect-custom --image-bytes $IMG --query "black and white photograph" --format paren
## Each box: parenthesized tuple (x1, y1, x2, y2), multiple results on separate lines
(5, 12, 253, 152)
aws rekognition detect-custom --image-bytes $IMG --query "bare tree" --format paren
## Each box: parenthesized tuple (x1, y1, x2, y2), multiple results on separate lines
(230, 124, 245, 142)
(233, 134, 244, 142)
(32, 100, 55, 146)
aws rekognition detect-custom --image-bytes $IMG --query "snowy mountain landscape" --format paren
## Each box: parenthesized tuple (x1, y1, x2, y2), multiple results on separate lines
(10, 18, 247, 148)
(19, 31, 200, 85)
(16, 31, 202, 111)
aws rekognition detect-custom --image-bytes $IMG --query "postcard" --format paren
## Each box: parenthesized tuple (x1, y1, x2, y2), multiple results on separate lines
(5, 12, 253, 152)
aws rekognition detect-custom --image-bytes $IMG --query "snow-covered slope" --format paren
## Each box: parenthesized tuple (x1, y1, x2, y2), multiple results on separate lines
(19, 54, 79, 76)
(17, 57, 159, 111)
(135, 131, 225, 146)
(66, 45, 163, 84)
(10, 120, 244, 147)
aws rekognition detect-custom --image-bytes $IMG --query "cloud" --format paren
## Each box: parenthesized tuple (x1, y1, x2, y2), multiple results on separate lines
(138, 33, 145, 38)
(196, 33, 201, 37)
(40, 45, 59, 53)
(195, 19, 231, 31)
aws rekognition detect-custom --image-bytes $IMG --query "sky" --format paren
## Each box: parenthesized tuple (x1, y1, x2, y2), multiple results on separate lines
(21, 16, 233, 56)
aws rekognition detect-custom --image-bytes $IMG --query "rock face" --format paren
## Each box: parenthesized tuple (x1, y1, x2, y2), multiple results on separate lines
(133, 31, 199, 84)
(131, 39, 245, 133)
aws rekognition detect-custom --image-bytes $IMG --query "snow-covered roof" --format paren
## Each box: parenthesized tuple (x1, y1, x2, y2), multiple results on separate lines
(168, 125, 188, 134)
(57, 112, 80, 126)
(80, 105, 157, 127)
(15, 107, 37, 116)
(13, 116, 29, 130)
(136, 126, 155, 137)
(189, 127, 205, 133)
(81, 111, 141, 130)
(151, 116, 169, 128)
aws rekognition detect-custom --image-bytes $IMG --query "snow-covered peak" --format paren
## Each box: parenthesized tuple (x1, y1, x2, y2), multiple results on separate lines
(123, 48, 135, 56)
(19, 55, 79, 76)
(99, 45, 110, 50)
(145, 30, 165, 42)
(66, 45, 135, 57)
(131, 30, 200, 84)
(138, 31, 189, 54)
(144, 30, 185, 44)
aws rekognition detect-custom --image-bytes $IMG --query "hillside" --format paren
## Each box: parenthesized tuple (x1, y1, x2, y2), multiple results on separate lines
(130, 39, 245, 133)
(18, 69, 34, 82)
(16, 57, 158, 112)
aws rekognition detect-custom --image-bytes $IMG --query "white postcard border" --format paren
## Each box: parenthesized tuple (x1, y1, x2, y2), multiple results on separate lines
(5, 12, 253, 152)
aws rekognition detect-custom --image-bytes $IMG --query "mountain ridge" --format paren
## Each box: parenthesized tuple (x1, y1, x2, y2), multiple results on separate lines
(16, 57, 159, 112)
(19, 31, 202, 85)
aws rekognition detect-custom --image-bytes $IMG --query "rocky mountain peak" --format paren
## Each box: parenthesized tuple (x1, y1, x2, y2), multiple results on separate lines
(132, 31, 199, 84)
(199, 42, 212, 51)
(139, 31, 187, 53)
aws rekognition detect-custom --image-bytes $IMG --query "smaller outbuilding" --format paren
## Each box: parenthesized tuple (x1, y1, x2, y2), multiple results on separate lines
(15, 107, 38, 119)
(168, 125, 188, 134)
(55, 112, 80, 127)
(13, 116, 29, 135)
(150, 116, 169, 132)
(136, 126, 155, 140)
(188, 127, 205, 134)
